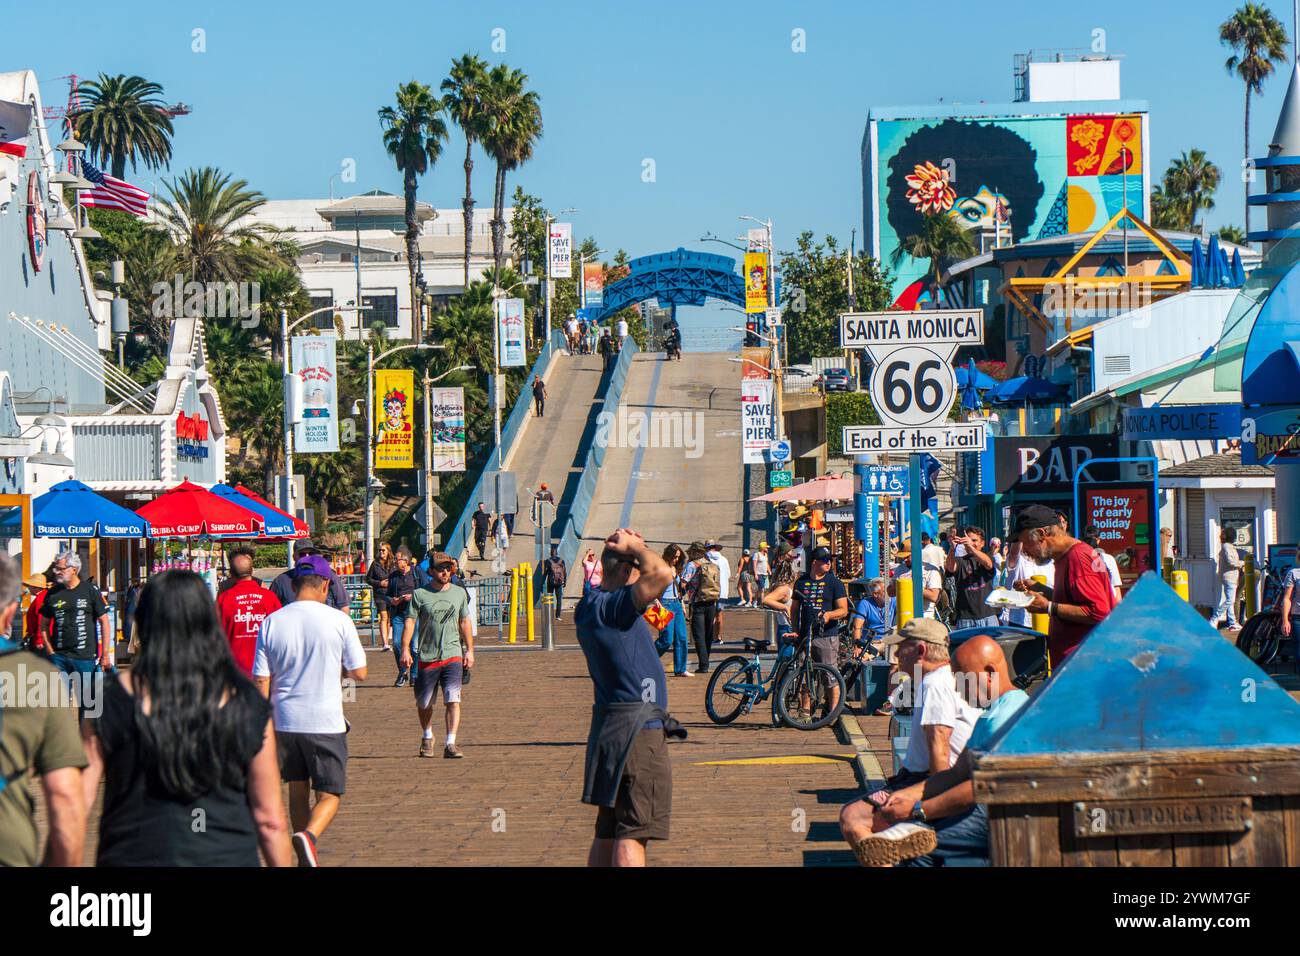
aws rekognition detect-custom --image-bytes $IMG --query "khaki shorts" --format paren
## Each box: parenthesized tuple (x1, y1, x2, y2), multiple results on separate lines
(595, 729, 672, 841)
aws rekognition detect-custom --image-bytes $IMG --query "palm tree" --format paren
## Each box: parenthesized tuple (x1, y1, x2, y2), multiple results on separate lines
(1219, 224, 1249, 244)
(890, 214, 977, 298)
(481, 65, 542, 274)
(379, 82, 449, 344)
(1150, 184, 1189, 231)
(430, 280, 496, 373)
(304, 447, 362, 527)
(441, 55, 491, 291)
(154, 167, 271, 282)
(223, 359, 285, 496)
(72, 74, 174, 179)
(1159, 149, 1222, 232)
(1220, 2, 1291, 233)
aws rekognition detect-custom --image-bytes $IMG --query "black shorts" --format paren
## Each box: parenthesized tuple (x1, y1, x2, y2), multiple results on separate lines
(277, 730, 348, 795)
(595, 729, 671, 841)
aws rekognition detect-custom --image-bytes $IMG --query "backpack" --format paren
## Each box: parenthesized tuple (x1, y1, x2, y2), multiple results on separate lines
(692, 560, 721, 604)
(545, 557, 566, 588)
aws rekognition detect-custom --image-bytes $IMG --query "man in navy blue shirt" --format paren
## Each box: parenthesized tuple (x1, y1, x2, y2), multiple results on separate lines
(575, 527, 676, 868)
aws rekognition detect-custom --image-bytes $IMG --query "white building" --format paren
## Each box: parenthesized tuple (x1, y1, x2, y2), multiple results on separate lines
(242, 191, 512, 340)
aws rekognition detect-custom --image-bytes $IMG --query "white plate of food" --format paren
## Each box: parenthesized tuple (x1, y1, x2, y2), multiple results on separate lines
(985, 587, 1034, 609)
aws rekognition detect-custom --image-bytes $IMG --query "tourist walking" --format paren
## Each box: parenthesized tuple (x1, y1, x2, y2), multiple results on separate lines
(736, 550, 756, 607)
(582, 549, 603, 597)
(655, 544, 692, 677)
(544, 544, 568, 621)
(83, 569, 293, 866)
(575, 527, 683, 867)
(471, 503, 492, 561)
(1209, 527, 1244, 630)
(790, 546, 850, 714)
(400, 552, 474, 758)
(682, 541, 720, 672)
(0, 553, 86, 867)
(387, 547, 419, 686)
(254, 567, 368, 866)
(367, 542, 395, 651)
(217, 547, 282, 675)
(752, 542, 771, 598)
(599, 329, 615, 370)
(41, 550, 112, 684)
(532, 375, 548, 418)
(706, 541, 731, 641)
(616, 317, 629, 348)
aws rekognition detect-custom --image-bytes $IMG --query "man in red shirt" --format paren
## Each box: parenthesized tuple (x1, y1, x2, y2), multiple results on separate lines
(1012, 504, 1115, 666)
(217, 547, 281, 674)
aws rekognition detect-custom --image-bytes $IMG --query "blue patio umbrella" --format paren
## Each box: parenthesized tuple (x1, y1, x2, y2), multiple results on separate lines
(1191, 238, 1205, 287)
(210, 483, 299, 538)
(986, 376, 1069, 404)
(955, 363, 997, 389)
(1231, 248, 1246, 287)
(1206, 234, 1226, 287)
(960, 360, 986, 411)
(17, 480, 150, 537)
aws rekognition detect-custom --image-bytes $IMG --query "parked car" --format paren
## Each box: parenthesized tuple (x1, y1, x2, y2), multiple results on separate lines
(820, 367, 853, 392)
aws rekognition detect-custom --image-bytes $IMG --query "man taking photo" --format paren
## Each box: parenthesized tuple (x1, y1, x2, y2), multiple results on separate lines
(944, 526, 999, 629)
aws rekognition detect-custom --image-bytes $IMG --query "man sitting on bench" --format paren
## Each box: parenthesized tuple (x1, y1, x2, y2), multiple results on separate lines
(838, 619, 979, 861)
(853, 634, 1030, 866)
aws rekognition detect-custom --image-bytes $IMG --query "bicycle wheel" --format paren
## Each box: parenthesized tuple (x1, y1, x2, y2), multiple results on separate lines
(705, 656, 756, 724)
(1238, 613, 1281, 666)
(775, 661, 846, 731)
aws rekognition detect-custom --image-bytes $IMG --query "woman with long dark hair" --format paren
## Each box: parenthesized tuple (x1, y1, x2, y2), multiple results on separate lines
(655, 544, 692, 678)
(81, 570, 293, 866)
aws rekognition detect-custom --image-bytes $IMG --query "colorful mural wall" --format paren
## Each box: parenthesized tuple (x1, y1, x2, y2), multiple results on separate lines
(870, 111, 1149, 293)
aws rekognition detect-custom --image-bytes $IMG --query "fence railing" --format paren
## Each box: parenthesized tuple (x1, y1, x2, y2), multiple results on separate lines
(446, 330, 566, 562)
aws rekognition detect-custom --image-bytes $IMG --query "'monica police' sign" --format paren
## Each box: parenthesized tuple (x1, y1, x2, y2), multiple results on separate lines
(1121, 404, 1242, 442)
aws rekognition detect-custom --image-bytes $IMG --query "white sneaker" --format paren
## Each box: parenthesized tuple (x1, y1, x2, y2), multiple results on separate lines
(676, 671, 694, 677)
(852, 822, 938, 867)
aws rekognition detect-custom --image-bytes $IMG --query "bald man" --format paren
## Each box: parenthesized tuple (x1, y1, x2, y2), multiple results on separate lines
(849, 634, 1031, 867)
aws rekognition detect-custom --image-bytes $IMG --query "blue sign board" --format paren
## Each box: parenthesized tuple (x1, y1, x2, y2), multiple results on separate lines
(1242, 405, 1300, 465)
(856, 492, 879, 579)
(864, 465, 908, 496)
(1121, 403, 1242, 442)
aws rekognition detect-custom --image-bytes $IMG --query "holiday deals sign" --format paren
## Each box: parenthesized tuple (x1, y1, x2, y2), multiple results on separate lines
(1078, 482, 1156, 589)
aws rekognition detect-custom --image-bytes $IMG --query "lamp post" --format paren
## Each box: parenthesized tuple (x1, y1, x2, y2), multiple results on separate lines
(281, 304, 370, 566)
(543, 208, 577, 345)
(421, 364, 474, 551)
(365, 342, 442, 564)
(728, 326, 786, 443)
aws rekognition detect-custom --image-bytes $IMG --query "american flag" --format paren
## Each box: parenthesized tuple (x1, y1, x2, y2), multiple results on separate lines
(78, 160, 150, 217)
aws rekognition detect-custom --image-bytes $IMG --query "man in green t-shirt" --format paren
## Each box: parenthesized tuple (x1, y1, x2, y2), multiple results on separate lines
(401, 553, 474, 759)
(0, 552, 87, 866)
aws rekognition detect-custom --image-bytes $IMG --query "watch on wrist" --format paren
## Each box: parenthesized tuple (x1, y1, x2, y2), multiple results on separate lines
(910, 800, 926, 822)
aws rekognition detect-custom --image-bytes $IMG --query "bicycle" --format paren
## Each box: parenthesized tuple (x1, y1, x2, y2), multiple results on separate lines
(1237, 561, 1297, 669)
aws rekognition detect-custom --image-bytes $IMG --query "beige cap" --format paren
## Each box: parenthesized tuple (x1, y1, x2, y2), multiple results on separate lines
(882, 617, 950, 647)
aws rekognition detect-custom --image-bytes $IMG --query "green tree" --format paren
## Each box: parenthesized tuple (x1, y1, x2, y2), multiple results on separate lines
(1219, 223, 1248, 244)
(1156, 149, 1221, 231)
(72, 73, 174, 179)
(223, 359, 285, 497)
(780, 232, 893, 364)
(481, 65, 542, 274)
(303, 445, 362, 528)
(1150, 184, 1189, 231)
(441, 54, 491, 291)
(379, 81, 449, 342)
(1221, 2, 1291, 231)
(154, 167, 272, 282)
(890, 213, 976, 299)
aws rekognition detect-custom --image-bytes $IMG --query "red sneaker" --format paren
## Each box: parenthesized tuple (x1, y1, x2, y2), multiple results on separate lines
(292, 830, 319, 867)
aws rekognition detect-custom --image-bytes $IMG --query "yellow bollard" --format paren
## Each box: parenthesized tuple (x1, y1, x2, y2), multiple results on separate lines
(507, 567, 519, 644)
(524, 563, 536, 641)
(896, 575, 914, 626)
(1031, 574, 1050, 636)
(1243, 554, 1258, 618)
(1172, 569, 1190, 603)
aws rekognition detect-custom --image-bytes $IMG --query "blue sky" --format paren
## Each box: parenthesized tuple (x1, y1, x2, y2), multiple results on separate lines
(14, 0, 1299, 341)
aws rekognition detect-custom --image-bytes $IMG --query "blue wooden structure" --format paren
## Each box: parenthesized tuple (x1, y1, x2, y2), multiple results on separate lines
(580, 248, 745, 325)
(974, 573, 1300, 866)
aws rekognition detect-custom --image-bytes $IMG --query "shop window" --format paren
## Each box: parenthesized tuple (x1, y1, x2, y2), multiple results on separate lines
(361, 292, 399, 329)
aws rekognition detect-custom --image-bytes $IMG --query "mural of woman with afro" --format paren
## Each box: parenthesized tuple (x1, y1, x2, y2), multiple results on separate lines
(885, 119, 1046, 253)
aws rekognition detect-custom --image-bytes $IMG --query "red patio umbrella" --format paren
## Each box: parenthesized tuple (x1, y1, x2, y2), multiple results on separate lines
(137, 480, 263, 538)
(234, 483, 310, 538)
(748, 474, 854, 503)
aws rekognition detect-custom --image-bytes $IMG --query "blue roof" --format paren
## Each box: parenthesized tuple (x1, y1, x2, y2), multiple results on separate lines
(985, 573, 1300, 756)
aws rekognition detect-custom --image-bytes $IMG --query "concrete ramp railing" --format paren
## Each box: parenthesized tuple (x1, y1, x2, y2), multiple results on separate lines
(446, 330, 565, 562)
(553, 341, 639, 579)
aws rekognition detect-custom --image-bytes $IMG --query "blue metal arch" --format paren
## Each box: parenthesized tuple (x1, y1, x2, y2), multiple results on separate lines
(583, 247, 744, 324)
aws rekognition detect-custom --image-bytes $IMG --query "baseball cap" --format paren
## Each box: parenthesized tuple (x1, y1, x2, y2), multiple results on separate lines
(810, 546, 833, 562)
(1011, 504, 1059, 537)
(882, 617, 950, 647)
(293, 554, 333, 579)
(743, 549, 751, 555)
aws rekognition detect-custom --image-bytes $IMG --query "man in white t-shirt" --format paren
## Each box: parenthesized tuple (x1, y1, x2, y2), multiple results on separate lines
(564, 316, 579, 352)
(838, 618, 979, 845)
(254, 570, 368, 867)
(616, 317, 629, 346)
(921, 533, 947, 574)
(1001, 541, 1054, 628)
(889, 551, 943, 619)
(707, 541, 732, 641)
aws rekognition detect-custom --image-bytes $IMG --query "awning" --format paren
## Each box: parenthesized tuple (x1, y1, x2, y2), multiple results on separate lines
(750, 474, 853, 503)
(0, 480, 151, 538)
(137, 480, 262, 538)
(213, 483, 309, 539)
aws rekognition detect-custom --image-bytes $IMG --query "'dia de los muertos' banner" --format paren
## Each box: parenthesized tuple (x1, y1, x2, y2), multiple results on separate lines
(744, 252, 768, 314)
(375, 369, 415, 469)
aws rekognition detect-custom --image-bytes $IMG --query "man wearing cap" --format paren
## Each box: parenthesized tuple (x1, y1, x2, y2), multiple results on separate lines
(270, 540, 349, 611)
(838, 618, 979, 853)
(401, 552, 474, 759)
(850, 634, 1030, 866)
(790, 546, 850, 714)
(1012, 504, 1115, 665)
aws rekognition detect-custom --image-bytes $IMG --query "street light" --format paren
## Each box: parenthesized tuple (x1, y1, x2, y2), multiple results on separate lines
(421, 364, 475, 551)
(543, 207, 577, 343)
(365, 341, 443, 564)
(699, 232, 748, 253)
(281, 304, 371, 566)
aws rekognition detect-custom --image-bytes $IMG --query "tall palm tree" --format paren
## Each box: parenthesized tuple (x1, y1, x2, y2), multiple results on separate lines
(890, 214, 977, 299)
(430, 280, 496, 373)
(1219, 224, 1249, 244)
(379, 82, 448, 344)
(72, 73, 174, 179)
(223, 359, 285, 496)
(154, 167, 270, 282)
(1150, 184, 1190, 231)
(1220, 3, 1291, 233)
(481, 65, 542, 275)
(441, 54, 490, 291)
(1165, 149, 1222, 232)
(304, 446, 362, 528)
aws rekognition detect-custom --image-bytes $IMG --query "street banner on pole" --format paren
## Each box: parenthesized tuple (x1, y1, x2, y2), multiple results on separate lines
(741, 378, 774, 463)
(747, 228, 768, 251)
(549, 222, 573, 278)
(583, 261, 604, 307)
(375, 369, 415, 469)
(292, 335, 340, 453)
(497, 298, 526, 367)
(430, 386, 467, 472)
(744, 252, 768, 314)
(741, 345, 771, 380)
